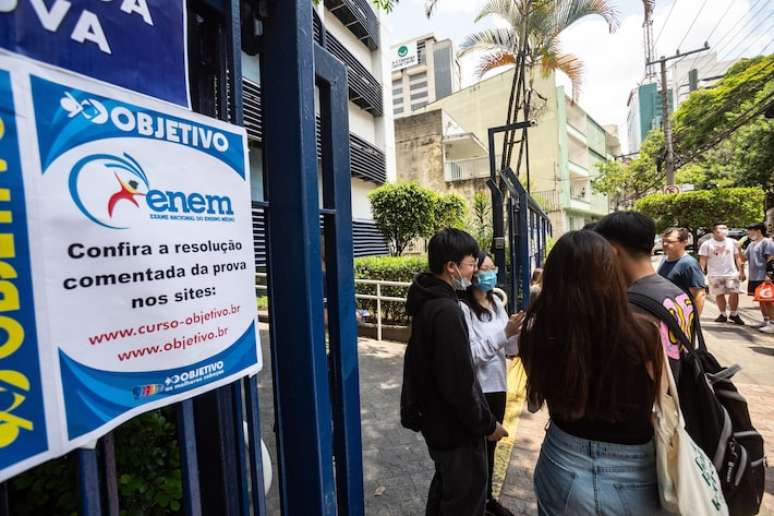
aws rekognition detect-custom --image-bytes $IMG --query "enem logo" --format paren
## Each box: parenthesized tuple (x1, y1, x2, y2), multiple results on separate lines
(68, 153, 234, 230)
(398, 45, 408, 57)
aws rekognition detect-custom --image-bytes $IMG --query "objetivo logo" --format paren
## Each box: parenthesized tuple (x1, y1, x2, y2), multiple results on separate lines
(68, 153, 235, 230)
(398, 45, 408, 57)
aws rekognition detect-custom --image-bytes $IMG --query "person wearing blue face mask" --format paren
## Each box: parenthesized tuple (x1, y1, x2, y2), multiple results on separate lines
(460, 252, 523, 516)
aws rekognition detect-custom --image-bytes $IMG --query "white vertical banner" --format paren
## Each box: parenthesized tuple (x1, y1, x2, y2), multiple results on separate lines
(0, 53, 260, 482)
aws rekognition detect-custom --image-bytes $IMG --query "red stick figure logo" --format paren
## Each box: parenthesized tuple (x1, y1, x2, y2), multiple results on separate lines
(108, 173, 146, 217)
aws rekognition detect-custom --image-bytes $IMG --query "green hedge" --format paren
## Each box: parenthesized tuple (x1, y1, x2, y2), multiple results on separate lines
(10, 409, 182, 516)
(355, 255, 426, 326)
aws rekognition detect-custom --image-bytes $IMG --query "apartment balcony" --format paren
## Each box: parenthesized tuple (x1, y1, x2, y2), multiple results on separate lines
(444, 156, 490, 182)
(324, 32, 384, 116)
(324, 0, 380, 50)
(242, 79, 386, 184)
(531, 190, 562, 213)
(569, 181, 609, 215)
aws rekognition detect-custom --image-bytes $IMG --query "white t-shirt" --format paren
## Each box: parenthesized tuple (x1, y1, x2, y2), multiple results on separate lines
(699, 237, 739, 278)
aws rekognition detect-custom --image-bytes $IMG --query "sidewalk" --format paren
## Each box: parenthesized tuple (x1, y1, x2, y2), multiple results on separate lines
(256, 289, 774, 514)
(492, 290, 774, 515)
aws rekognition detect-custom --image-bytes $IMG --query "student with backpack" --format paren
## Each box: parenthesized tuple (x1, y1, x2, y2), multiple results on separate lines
(400, 229, 508, 516)
(595, 212, 693, 381)
(597, 212, 766, 515)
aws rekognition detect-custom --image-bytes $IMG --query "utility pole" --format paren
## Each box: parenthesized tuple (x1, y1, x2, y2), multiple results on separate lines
(647, 43, 708, 187)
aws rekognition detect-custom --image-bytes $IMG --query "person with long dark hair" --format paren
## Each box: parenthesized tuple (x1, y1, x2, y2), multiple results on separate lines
(519, 230, 665, 515)
(460, 252, 521, 516)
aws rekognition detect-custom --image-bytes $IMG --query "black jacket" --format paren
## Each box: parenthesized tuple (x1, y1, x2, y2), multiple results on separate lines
(400, 273, 496, 449)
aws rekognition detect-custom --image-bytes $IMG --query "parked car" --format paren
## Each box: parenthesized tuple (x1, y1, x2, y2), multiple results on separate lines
(696, 228, 747, 250)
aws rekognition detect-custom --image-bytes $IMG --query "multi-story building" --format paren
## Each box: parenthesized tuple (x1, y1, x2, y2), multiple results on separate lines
(391, 34, 460, 118)
(626, 52, 738, 154)
(669, 51, 739, 108)
(242, 1, 396, 262)
(626, 82, 672, 154)
(396, 69, 617, 235)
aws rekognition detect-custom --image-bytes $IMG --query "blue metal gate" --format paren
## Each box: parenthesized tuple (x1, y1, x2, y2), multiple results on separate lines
(0, 0, 364, 514)
(486, 123, 553, 313)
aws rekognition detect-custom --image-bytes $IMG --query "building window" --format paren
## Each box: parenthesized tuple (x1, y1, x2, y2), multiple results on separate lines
(410, 92, 428, 101)
(410, 81, 428, 91)
(394, 107, 404, 115)
(393, 95, 404, 105)
(409, 72, 427, 84)
(392, 88, 403, 97)
(417, 41, 427, 64)
(411, 101, 427, 111)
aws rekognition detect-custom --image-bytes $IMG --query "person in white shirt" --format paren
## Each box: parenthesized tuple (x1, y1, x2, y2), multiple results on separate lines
(460, 252, 522, 516)
(698, 223, 746, 325)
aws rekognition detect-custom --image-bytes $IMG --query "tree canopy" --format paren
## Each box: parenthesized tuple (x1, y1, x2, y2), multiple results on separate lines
(593, 54, 774, 203)
(635, 188, 764, 237)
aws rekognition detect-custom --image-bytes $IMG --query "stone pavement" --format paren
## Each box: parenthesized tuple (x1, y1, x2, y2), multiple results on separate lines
(255, 284, 774, 514)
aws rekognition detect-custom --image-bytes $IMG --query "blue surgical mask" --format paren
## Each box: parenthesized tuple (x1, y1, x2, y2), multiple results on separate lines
(475, 271, 498, 292)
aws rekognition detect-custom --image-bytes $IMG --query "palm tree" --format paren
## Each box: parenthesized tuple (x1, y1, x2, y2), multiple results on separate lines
(457, 0, 620, 170)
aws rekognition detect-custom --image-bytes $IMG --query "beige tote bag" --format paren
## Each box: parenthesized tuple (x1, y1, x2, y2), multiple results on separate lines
(652, 352, 728, 515)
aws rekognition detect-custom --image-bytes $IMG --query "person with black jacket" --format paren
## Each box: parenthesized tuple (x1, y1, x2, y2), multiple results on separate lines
(400, 228, 508, 516)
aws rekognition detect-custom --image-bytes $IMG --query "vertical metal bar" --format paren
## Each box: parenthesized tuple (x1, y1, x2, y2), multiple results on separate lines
(489, 128, 506, 287)
(518, 190, 530, 311)
(262, 1, 337, 514)
(245, 375, 269, 516)
(0, 482, 9, 516)
(377, 283, 382, 342)
(316, 43, 365, 515)
(77, 448, 102, 516)
(101, 433, 119, 516)
(177, 400, 203, 516)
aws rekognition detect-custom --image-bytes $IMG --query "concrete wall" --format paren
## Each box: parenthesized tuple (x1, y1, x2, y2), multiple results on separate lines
(416, 69, 561, 195)
(394, 109, 488, 208)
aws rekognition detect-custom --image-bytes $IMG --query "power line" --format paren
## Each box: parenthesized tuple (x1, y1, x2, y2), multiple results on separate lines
(676, 90, 774, 169)
(654, 0, 678, 46)
(681, 0, 768, 75)
(684, 0, 736, 72)
(703, 14, 774, 77)
(676, 0, 709, 52)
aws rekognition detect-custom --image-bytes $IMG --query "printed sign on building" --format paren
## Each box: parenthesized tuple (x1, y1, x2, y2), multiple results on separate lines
(392, 41, 418, 71)
(0, 0, 189, 107)
(0, 54, 259, 482)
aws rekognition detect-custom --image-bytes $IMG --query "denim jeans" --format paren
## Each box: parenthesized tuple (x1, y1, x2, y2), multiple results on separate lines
(534, 422, 665, 516)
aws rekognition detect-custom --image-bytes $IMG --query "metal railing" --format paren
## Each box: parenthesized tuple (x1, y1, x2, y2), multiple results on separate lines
(444, 156, 491, 182)
(531, 189, 561, 212)
(256, 274, 410, 342)
(324, 0, 380, 50)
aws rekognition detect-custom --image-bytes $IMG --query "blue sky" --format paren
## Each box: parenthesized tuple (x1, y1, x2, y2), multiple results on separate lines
(384, 0, 773, 143)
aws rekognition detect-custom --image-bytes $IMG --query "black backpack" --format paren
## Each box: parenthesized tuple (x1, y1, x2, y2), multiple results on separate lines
(629, 292, 767, 516)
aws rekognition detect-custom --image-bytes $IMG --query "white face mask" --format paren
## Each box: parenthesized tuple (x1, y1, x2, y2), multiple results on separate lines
(452, 263, 472, 290)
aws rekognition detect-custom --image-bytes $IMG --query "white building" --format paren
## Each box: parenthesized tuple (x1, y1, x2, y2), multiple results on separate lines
(391, 34, 460, 118)
(669, 51, 739, 108)
(241, 1, 396, 262)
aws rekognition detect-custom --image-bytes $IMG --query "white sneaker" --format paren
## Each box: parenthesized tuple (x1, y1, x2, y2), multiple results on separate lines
(759, 324, 774, 334)
(750, 321, 769, 329)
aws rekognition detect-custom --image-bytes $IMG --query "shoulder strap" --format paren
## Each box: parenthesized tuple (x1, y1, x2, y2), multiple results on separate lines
(628, 291, 697, 352)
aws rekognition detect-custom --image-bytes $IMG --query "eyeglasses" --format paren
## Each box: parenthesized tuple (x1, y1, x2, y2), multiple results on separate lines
(661, 239, 680, 244)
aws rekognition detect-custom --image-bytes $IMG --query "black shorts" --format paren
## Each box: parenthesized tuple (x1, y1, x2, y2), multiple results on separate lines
(749, 280, 765, 295)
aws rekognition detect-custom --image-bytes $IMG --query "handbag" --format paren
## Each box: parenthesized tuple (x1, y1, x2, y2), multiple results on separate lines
(753, 282, 774, 303)
(652, 346, 729, 515)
